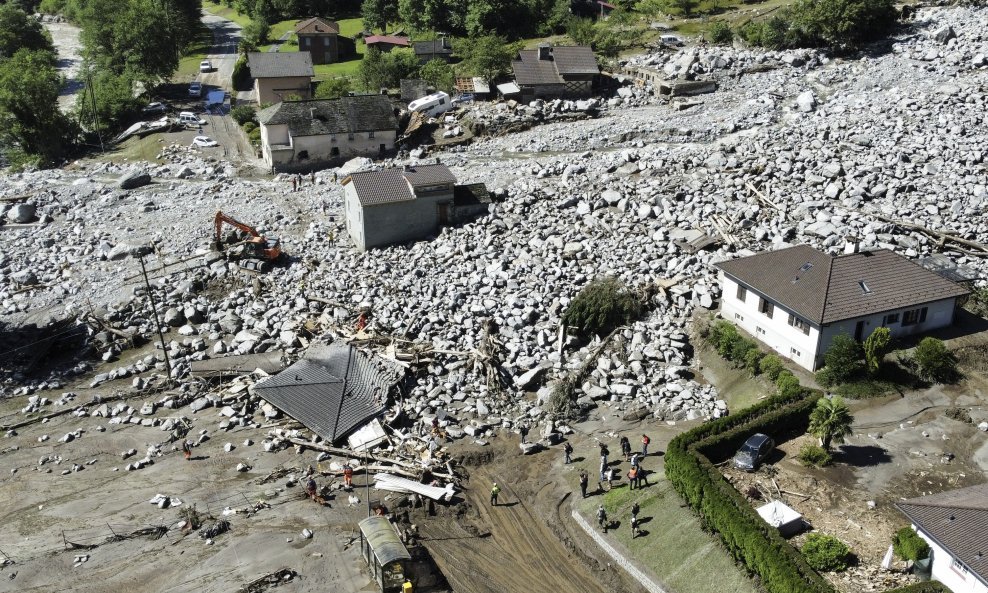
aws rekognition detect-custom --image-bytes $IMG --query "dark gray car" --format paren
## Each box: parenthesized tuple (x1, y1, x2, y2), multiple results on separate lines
(733, 433, 775, 471)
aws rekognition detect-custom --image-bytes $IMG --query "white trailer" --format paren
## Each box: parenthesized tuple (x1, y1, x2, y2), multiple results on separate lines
(408, 91, 452, 118)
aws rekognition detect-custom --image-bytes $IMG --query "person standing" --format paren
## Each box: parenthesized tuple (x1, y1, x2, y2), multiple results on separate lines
(579, 471, 589, 498)
(291, 176, 297, 192)
(182, 440, 192, 461)
(627, 466, 637, 490)
(343, 464, 354, 490)
(599, 457, 608, 483)
(490, 482, 501, 507)
(638, 466, 650, 487)
(620, 436, 631, 460)
(563, 441, 573, 464)
(641, 434, 650, 457)
(630, 452, 640, 469)
(519, 424, 529, 444)
(597, 505, 608, 533)
(631, 501, 640, 519)
(630, 514, 640, 539)
(310, 170, 315, 185)
(327, 230, 335, 247)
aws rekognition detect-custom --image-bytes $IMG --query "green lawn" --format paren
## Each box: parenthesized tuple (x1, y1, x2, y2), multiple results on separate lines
(202, 0, 251, 27)
(175, 25, 214, 81)
(312, 17, 365, 81)
(578, 480, 761, 593)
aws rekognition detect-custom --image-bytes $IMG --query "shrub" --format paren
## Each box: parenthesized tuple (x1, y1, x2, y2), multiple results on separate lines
(232, 55, 251, 91)
(247, 127, 261, 147)
(759, 354, 785, 381)
(817, 334, 862, 386)
(707, 21, 734, 44)
(242, 121, 257, 134)
(562, 277, 641, 337)
(892, 526, 930, 562)
(797, 443, 832, 467)
(776, 371, 803, 398)
(744, 348, 764, 376)
(729, 337, 758, 368)
(230, 104, 257, 126)
(802, 533, 852, 572)
(944, 407, 973, 424)
(710, 320, 741, 357)
(863, 326, 892, 375)
(315, 77, 353, 100)
(913, 337, 958, 384)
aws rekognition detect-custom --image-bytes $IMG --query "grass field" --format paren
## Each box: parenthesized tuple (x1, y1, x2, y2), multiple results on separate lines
(578, 478, 761, 593)
(175, 24, 214, 81)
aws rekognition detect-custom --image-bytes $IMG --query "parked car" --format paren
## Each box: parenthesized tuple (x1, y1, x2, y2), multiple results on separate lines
(188, 82, 202, 97)
(178, 111, 205, 127)
(141, 101, 168, 115)
(199, 60, 213, 73)
(191, 136, 218, 148)
(733, 433, 775, 471)
(452, 93, 475, 105)
(660, 34, 684, 47)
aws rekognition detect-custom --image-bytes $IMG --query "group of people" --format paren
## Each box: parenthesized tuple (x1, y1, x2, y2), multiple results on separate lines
(289, 171, 317, 192)
(573, 433, 653, 497)
(597, 501, 642, 538)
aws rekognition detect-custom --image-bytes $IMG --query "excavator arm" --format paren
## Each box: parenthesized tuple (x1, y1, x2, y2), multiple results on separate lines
(214, 210, 262, 244)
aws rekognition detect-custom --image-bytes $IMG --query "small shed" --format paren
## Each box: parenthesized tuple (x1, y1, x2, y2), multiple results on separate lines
(359, 516, 412, 593)
(757, 500, 804, 537)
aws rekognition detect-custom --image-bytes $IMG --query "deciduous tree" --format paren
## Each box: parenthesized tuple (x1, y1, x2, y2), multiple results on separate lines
(0, 48, 76, 166)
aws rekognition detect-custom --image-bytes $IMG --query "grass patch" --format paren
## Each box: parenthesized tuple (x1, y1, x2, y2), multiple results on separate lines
(311, 18, 366, 81)
(202, 0, 251, 27)
(578, 479, 761, 593)
(175, 24, 214, 81)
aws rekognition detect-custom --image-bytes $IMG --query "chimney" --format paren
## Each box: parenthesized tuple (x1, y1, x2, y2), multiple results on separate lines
(843, 236, 861, 254)
(404, 164, 413, 172)
(538, 44, 552, 61)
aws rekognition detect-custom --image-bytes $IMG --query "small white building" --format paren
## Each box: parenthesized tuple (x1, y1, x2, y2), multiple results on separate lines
(714, 244, 969, 371)
(897, 483, 988, 593)
(257, 96, 397, 172)
(756, 500, 804, 537)
(342, 164, 490, 251)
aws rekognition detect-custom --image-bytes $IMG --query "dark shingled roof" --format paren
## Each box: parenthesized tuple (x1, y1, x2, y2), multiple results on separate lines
(512, 46, 598, 85)
(346, 164, 455, 206)
(897, 483, 988, 588)
(413, 39, 452, 56)
(715, 245, 969, 325)
(252, 342, 403, 444)
(256, 96, 397, 137)
(294, 17, 339, 35)
(247, 51, 314, 79)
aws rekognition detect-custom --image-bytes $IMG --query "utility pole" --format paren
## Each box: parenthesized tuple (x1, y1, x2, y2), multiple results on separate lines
(138, 254, 173, 382)
(85, 68, 104, 153)
(365, 448, 371, 518)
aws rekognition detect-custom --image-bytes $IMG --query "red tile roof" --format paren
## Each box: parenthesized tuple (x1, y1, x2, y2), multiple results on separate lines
(364, 35, 410, 46)
(295, 17, 339, 35)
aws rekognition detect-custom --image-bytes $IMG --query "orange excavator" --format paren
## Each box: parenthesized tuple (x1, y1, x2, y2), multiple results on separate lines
(212, 211, 283, 272)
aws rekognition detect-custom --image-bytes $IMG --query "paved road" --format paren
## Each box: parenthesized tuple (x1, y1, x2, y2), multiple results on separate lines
(44, 20, 84, 113)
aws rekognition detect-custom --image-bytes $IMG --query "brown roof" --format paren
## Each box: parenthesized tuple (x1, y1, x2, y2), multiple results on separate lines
(295, 17, 339, 35)
(364, 35, 410, 46)
(346, 164, 455, 207)
(512, 46, 598, 86)
(715, 245, 969, 325)
(897, 483, 988, 587)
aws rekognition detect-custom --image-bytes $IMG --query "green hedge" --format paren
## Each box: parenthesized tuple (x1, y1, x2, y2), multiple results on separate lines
(886, 583, 949, 593)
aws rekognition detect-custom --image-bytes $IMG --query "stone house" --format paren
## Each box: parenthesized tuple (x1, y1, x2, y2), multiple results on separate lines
(257, 95, 397, 172)
(714, 244, 969, 371)
(897, 483, 988, 593)
(247, 52, 314, 104)
(511, 45, 599, 100)
(342, 164, 491, 251)
(413, 38, 453, 64)
(295, 17, 339, 65)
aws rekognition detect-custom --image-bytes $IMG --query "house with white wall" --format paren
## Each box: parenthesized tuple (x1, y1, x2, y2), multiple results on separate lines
(897, 483, 988, 593)
(257, 95, 397, 172)
(342, 164, 490, 251)
(714, 244, 969, 371)
(247, 52, 314, 104)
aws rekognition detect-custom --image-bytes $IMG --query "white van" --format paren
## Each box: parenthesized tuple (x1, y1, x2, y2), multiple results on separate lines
(178, 111, 205, 127)
(408, 92, 452, 118)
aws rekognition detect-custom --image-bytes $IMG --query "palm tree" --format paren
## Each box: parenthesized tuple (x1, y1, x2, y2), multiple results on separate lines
(809, 396, 853, 451)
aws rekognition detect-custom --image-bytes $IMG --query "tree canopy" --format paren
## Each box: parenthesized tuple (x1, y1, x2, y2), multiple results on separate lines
(808, 396, 853, 451)
(454, 35, 518, 84)
(0, 48, 76, 166)
(0, 4, 54, 59)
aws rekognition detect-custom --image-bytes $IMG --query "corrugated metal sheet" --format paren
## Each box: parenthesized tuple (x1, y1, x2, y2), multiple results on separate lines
(360, 516, 411, 566)
(252, 342, 403, 444)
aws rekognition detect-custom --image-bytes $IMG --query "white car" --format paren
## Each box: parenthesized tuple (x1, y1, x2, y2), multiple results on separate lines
(178, 111, 205, 127)
(199, 60, 213, 73)
(188, 82, 202, 97)
(191, 136, 218, 148)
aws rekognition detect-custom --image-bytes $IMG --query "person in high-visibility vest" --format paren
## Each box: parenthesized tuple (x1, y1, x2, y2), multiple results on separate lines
(343, 464, 353, 490)
(490, 482, 501, 507)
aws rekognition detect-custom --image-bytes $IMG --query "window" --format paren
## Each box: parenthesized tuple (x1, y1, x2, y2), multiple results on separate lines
(883, 312, 900, 325)
(791, 347, 801, 357)
(756, 326, 765, 335)
(324, 37, 331, 46)
(759, 298, 774, 319)
(902, 307, 928, 326)
(951, 558, 969, 578)
(439, 98, 445, 105)
(735, 313, 744, 321)
(301, 37, 309, 48)
(788, 314, 810, 335)
(858, 280, 872, 294)
(348, 132, 355, 141)
(736, 285, 747, 302)
(368, 131, 375, 139)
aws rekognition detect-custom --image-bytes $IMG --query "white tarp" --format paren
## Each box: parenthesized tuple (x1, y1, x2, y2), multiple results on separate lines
(757, 500, 803, 536)
(374, 472, 455, 502)
(497, 82, 520, 95)
(347, 418, 388, 452)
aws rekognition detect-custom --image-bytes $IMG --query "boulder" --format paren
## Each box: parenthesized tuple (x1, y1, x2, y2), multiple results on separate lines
(118, 170, 151, 190)
(7, 203, 36, 223)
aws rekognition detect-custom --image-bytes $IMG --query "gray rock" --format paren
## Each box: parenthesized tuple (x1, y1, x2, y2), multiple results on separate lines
(7, 203, 36, 223)
(796, 91, 816, 112)
(934, 26, 956, 44)
(12, 270, 38, 286)
(118, 170, 151, 190)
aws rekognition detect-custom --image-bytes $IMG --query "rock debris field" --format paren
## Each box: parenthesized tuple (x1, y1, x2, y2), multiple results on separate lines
(1, 12, 988, 583)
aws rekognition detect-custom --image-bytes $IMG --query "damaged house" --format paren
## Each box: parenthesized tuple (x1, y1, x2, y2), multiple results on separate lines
(252, 341, 405, 445)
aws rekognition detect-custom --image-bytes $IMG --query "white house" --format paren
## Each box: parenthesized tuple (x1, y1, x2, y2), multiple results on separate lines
(257, 96, 397, 172)
(897, 483, 988, 593)
(714, 244, 969, 371)
(342, 164, 490, 251)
